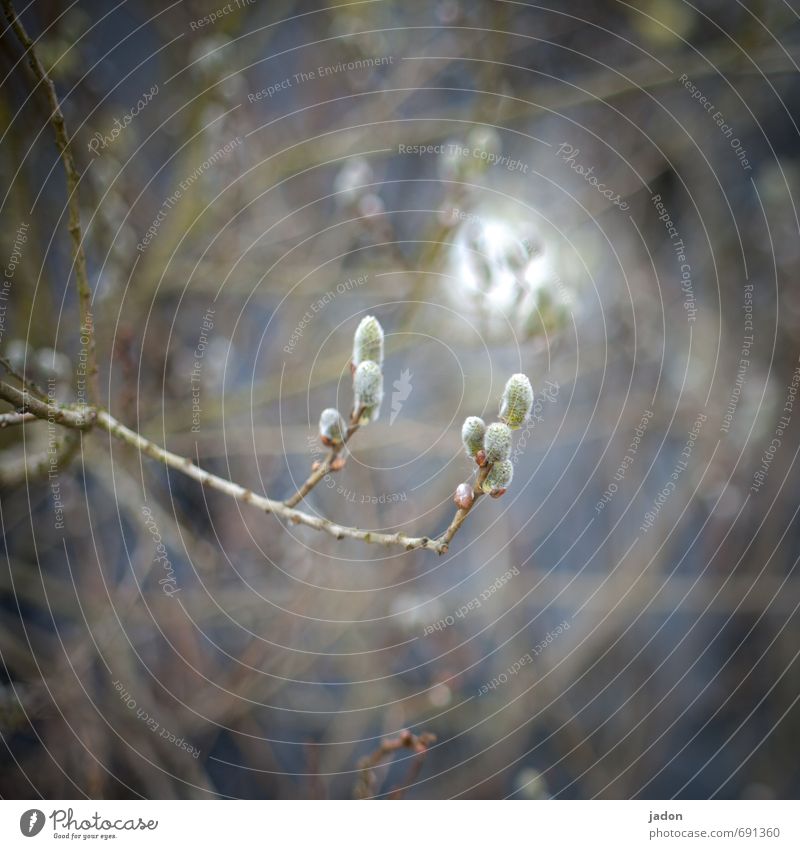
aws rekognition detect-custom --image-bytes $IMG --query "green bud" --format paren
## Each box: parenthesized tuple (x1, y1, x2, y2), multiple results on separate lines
(353, 360, 383, 424)
(319, 408, 345, 445)
(461, 416, 486, 458)
(353, 315, 384, 368)
(499, 373, 533, 429)
(482, 459, 513, 494)
(483, 422, 512, 463)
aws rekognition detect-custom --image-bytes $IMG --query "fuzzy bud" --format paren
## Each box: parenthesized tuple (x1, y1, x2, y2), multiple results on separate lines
(482, 459, 513, 494)
(319, 408, 345, 446)
(353, 360, 383, 424)
(454, 482, 474, 510)
(483, 422, 512, 463)
(352, 315, 384, 368)
(499, 373, 533, 429)
(461, 416, 486, 458)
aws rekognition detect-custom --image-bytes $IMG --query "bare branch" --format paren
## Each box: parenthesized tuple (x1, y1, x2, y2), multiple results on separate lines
(0, 411, 36, 427)
(0, 353, 48, 400)
(354, 729, 436, 799)
(0, 381, 93, 429)
(94, 410, 446, 553)
(2, 0, 98, 404)
(0, 376, 483, 554)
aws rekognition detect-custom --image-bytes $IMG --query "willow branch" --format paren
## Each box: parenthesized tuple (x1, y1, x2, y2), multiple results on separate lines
(1, 378, 483, 554)
(3, 0, 98, 404)
(95, 410, 445, 552)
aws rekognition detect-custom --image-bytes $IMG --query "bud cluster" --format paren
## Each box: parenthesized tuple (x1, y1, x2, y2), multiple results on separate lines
(457, 373, 533, 500)
(317, 316, 386, 448)
(352, 316, 384, 424)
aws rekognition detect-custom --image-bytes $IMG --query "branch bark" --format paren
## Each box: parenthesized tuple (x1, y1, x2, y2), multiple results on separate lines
(94, 410, 447, 553)
(0, 381, 93, 429)
(2, 0, 99, 405)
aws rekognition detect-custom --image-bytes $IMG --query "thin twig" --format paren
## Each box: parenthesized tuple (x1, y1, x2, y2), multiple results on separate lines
(284, 406, 363, 508)
(354, 729, 436, 799)
(2, 0, 98, 404)
(0, 353, 48, 400)
(0, 381, 93, 429)
(94, 410, 445, 552)
(0, 411, 36, 427)
(437, 464, 492, 553)
(0, 379, 483, 553)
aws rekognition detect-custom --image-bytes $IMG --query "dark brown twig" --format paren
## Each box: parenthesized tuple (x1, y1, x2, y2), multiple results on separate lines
(354, 729, 437, 799)
(2, 0, 98, 405)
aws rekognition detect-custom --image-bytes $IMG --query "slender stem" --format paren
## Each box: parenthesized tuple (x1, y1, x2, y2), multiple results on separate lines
(283, 406, 363, 508)
(0, 353, 48, 400)
(2, 0, 99, 405)
(0, 379, 483, 554)
(0, 411, 36, 427)
(354, 730, 436, 799)
(95, 410, 444, 552)
(436, 464, 492, 553)
(0, 381, 93, 428)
